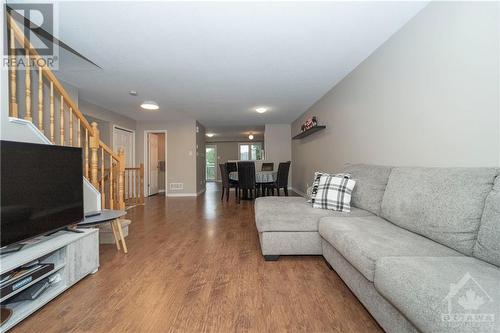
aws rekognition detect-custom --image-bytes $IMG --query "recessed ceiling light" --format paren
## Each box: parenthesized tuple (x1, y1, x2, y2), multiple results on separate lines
(248, 134, 254, 140)
(140, 101, 159, 111)
(129, 90, 137, 96)
(255, 107, 267, 114)
(206, 133, 215, 138)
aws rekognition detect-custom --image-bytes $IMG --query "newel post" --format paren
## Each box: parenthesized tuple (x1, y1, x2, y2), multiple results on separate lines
(89, 122, 100, 189)
(117, 148, 126, 210)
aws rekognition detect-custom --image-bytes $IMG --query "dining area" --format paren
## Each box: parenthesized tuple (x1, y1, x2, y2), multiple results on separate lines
(218, 161, 291, 203)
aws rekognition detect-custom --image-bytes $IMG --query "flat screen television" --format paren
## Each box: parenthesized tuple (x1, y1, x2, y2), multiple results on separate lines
(1, 140, 84, 248)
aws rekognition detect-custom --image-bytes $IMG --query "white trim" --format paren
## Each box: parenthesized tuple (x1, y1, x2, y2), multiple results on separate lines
(166, 189, 205, 197)
(8, 117, 51, 144)
(166, 193, 198, 197)
(158, 189, 166, 193)
(291, 187, 306, 198)
(143, 130, 168, 198)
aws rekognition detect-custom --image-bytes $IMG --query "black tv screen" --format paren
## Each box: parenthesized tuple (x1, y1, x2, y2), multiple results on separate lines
(1, 141, 84, 247)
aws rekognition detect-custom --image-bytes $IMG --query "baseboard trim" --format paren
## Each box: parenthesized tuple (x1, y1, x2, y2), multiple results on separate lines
(166, 193, 198, 197)
(291, 187, 306, 197)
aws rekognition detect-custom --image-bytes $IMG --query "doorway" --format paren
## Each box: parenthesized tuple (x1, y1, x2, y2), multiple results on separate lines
(113, 126, 135, 167)
(205, 145, 217, 182)
(146, 132, 166, 196)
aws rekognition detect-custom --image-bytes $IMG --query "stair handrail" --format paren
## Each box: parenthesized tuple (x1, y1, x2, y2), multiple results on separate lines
(7, 13, 126, 210)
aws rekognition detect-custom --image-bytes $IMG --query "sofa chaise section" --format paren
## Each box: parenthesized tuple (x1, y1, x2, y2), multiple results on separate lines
(254, 164, 392, 260)
(255, 196, 372, 259)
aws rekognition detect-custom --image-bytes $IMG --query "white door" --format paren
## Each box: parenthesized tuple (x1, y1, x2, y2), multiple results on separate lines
(113, 127, 135, 167)
(148, 133, 159, 196)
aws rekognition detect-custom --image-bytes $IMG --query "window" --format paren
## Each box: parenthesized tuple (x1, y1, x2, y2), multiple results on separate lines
(239, 143, 263, 160)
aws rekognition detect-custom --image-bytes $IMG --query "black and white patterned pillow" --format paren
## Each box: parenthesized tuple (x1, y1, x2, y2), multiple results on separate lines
(312, 174, 356, 212)
(308, 171, 351, 203)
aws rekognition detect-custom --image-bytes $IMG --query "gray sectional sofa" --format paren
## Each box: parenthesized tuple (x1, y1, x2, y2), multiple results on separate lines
(254, 164, 500, 333)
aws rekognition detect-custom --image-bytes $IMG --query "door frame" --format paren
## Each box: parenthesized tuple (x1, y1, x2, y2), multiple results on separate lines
(205, 144, 217, 182)
(112, 125, 136, 166)
(143, 130, 168, 197)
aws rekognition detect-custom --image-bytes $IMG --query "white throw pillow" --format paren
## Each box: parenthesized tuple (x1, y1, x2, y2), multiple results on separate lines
(312, 174, 356, 212)
(308, 171, 351, 203)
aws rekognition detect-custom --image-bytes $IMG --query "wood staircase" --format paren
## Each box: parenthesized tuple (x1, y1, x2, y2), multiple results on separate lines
(6, 14, 144, 210)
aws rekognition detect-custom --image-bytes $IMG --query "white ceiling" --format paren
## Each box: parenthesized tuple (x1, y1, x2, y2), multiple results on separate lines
(205, 125, 265, 141)
(54, 1, 428, 127)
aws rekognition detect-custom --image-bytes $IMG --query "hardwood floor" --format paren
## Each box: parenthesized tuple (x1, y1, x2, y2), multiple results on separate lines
(11, 184, 382, 333)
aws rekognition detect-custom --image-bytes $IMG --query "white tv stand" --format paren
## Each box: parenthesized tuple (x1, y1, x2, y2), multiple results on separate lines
(0, 229, 99, 331)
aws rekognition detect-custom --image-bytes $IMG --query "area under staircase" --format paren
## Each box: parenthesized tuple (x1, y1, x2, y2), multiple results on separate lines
(5, 13, 144, 211)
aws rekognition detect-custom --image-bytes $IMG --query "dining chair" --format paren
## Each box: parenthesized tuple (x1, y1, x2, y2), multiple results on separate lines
(269, 161, 291, 196)
(261, 163, 274, 171)
(237, 161, 257, 202)
(219, 163, 238, 201)
(226, 162, 237, 174)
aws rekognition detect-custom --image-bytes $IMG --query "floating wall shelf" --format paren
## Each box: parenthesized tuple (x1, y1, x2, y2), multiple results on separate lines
(292, 126, 326, 140)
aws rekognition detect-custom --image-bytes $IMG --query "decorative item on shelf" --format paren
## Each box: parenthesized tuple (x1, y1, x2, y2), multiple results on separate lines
(301, 116, 318, 132)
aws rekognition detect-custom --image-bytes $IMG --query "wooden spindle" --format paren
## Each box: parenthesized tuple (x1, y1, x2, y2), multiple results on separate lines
(24, 53, 32, 121)
(9, 20, 18, 118)
(117, 148, 126, 210)
(69, 108, 74, 146)
(109, 156, 114, 209)
(136, 169, 140, 205)
(140, 163, 145, 204)
(60, 96, 64, 145)
(101, 148, 105, 207)
(38, 66, 43, 130)
(126, 170, 130, 201)
(77, 119, 81, 147)
(85, 128, 89, 178)
(50, 82, 55, 142)
(89, 122, 100, 188)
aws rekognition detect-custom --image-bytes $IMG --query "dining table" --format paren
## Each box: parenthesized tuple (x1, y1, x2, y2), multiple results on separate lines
(229, 170, 277, 184)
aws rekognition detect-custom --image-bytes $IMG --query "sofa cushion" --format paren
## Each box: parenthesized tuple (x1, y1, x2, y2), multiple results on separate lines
(374, 257, 500, 333)
(474, 173, 500, 267)
(341, 164, 392, 216)
(254, 197, 372, 232)
(380, 167, 498, 255)
(312, 174, 356, 212)
(318, 216, 461, 282)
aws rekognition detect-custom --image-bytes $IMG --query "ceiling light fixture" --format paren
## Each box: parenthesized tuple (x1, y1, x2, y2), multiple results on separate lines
(248, 134, 254, 140)
(129, 90, 137, 96)
(255, 107, 267, 114)
(140, 101, 159, 110)
(206, 133, 215, 138)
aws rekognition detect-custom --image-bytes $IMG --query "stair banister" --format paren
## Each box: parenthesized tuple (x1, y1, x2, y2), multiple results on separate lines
(6, 12, 127, 211)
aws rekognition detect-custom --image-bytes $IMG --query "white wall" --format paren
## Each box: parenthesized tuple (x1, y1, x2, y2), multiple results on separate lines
(264, 124, 292, 184)
(264, 124, 291, 163)
(80, 99, 136, 149)
(292, 1, 500, 193)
